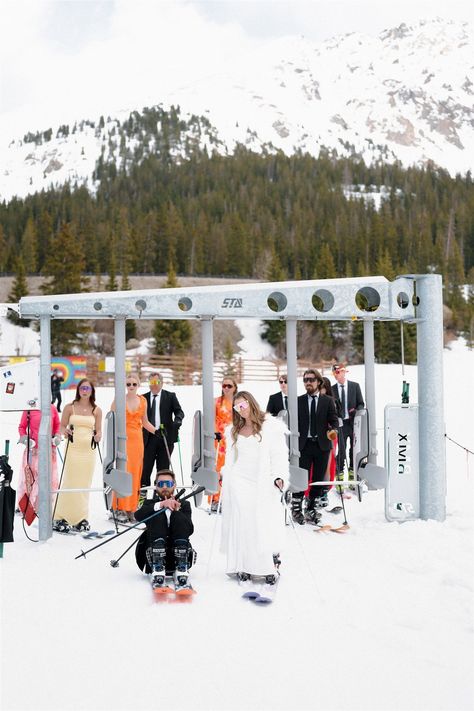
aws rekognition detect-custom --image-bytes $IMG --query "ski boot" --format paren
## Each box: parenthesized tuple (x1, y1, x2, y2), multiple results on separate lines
(150, 538, 170, 592)
(305, 500, 322, 524)
(52, 518, 72, 534)
(173, 539, 194, 595)
(73, 519, 90, 532)
(290, 493, 305, 525)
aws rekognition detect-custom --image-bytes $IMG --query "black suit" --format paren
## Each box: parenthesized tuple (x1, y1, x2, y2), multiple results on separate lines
(266, 391, 288, 417)
(297, 392, 339, 502)
(331, 380, 364, 472)
(134, 494, 193, 573)
(141, 390, 185, 486)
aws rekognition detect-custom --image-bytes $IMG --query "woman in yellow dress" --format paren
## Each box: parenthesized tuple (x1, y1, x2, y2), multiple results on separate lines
(110, 374, 157, 523)
(53, 379, 102, 534)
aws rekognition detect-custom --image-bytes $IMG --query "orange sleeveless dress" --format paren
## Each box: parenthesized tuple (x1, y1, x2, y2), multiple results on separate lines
(113, 395, 146, 512)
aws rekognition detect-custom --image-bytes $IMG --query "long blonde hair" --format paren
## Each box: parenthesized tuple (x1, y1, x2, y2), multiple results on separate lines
(231, 391, 266, 445)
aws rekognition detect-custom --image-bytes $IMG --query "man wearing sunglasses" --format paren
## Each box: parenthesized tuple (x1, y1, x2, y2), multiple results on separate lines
(331, 363, 364, 477)
(142, 372, 185, 488)
(134, 469, 194, 591)
(290, 368, 339, 524)
(266, 374, 288, 417)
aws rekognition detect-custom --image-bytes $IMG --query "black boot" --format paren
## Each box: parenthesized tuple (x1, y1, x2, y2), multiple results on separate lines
(291, 493, 305, 525)
(151, 537, 167, 589)
(305, 498, 322, 524)
(173, 538, 193, 592)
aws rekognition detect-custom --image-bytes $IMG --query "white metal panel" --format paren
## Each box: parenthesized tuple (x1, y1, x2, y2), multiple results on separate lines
(384, 404, 420, 521)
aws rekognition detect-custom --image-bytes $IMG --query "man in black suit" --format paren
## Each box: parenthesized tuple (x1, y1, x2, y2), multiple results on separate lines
(266, 374, 288, 417)
(291, 369, 339, 525)
(331, 363, 364, 475)
(134, 469, 194, 590)
(141, 372, 185, 487)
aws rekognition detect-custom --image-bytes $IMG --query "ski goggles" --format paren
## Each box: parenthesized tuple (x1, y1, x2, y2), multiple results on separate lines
(233, 401, 249, 412)
(156, 480, 175, 488)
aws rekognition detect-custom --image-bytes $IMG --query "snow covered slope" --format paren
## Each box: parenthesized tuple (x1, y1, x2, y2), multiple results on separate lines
(1, 342, 473, 711)
(1, 18, 473, 202)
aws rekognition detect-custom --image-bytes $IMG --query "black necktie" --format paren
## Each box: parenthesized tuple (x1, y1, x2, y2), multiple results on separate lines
(341, 385, 346, 418)
(150, 395, 157, 426)
(284, 395, 288, 410)
(310, 396, 316, 437)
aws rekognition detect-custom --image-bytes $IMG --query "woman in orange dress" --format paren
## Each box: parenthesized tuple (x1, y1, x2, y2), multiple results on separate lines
(111, 374, 156, 523)
(210, 376, 238, 509)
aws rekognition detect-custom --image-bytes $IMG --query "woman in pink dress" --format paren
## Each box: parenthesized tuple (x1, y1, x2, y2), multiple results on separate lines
(17, 405, 61, 519)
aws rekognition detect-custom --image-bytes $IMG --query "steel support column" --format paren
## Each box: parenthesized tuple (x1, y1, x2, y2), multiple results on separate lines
(363, 320, 377, 464)
(38, 316, 52, 541)
(416, 275, 446, 521)
(201, 318, 216, 475)
(286, 318, 299, 466)
(114, 318, 128, 477)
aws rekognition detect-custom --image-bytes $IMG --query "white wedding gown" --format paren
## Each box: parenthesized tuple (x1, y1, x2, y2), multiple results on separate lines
(222, 431, 285, 576)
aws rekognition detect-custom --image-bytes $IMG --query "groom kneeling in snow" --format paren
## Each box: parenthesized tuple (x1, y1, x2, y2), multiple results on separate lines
(134, 470, 195, 593)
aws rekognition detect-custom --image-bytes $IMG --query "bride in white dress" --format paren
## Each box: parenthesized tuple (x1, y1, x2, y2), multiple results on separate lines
(220, 391, 289, 578)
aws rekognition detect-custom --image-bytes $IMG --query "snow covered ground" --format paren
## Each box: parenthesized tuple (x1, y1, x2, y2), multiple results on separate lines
(1, 340, 473, 711)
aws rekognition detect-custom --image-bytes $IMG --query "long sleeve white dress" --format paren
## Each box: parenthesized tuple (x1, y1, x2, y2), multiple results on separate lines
(220, 415, 289, 576)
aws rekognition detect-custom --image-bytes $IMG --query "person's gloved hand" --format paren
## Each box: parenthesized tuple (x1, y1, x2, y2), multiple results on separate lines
(215, 432, 222, 442)
(19, 435, 36, 447)
(52, 434, 62, 447)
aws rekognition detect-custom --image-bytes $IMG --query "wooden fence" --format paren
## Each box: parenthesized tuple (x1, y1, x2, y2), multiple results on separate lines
(0, 354, 334, 387)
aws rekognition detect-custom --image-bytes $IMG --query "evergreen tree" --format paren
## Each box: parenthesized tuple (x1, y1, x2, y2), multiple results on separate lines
(21, 217, 38, 273)
(153, 263, 192, 355)
(41, 222, 89, 354)
(0, 224, 8, 273)
(7, 256, 31, 327)
(121, 265, 137, 341)
(152, 263, 192, 356)
(261, 251, 287, 355)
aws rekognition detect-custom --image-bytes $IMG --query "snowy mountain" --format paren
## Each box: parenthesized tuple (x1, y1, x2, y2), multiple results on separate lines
(1, 18, 473, 202)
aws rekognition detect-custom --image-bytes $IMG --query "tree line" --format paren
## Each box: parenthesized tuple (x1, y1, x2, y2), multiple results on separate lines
(1, 114, 473, 359)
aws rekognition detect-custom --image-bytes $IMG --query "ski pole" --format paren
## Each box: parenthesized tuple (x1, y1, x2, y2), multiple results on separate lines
(110, 533, 142, 568)
(75, 486, 204, 560)
(109, 487, 186, 568)
(159, 424, 174, 471)
(52, 433, 71, 522)
(176, 434, 185, 487)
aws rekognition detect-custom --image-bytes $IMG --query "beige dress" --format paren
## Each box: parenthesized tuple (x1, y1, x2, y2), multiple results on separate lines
(54, 407, 96, 525)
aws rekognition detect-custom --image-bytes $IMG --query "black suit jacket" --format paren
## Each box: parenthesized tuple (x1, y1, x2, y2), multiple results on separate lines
(134, 495, 193, 533)
(142, 389, 185, 446)
(266, 391, 287, 416)
(331, 381, 364, 420)
(297, 393, 339, 454)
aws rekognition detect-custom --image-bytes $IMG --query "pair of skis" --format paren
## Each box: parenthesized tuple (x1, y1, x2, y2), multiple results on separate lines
(239, 575, 280, 604)
(152, 575, 195, 599)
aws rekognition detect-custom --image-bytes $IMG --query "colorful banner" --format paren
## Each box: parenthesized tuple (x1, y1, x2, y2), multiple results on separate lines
(51, 357, 87, 389)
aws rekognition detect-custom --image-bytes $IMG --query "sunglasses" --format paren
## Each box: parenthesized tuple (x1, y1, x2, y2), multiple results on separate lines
(79, 385, 91, 391)
(279, 379, 287, 384)
(149, 378, 161, 384)
(126, 382, 138, 387)
(156, 480, 174, 488)
(222, 383, 234, 389)
(233, 401, 249, 412)
(303, 377, 317, 383)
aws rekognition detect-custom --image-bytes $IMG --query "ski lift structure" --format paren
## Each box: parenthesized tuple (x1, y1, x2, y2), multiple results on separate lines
(12, 273, 445, 541)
